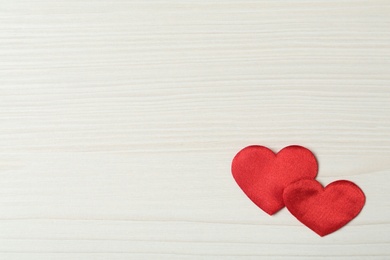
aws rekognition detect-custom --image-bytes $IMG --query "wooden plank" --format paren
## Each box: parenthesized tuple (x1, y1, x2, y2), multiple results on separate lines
(0, 0, 389, 258)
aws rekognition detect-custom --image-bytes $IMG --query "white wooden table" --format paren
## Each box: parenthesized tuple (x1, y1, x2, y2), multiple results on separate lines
(1, 1, 389, 259)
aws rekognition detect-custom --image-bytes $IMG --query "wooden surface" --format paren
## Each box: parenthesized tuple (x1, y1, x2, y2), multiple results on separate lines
(1, 0, 390, 259)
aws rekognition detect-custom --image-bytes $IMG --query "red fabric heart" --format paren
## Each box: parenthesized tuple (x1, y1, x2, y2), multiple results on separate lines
(231, 145, 318, 215)
(283, 179, 365, 236)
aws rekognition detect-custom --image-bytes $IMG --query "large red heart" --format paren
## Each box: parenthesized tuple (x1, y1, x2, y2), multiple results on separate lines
(283, 179, 365, 236)
(231, 145, 318, 215)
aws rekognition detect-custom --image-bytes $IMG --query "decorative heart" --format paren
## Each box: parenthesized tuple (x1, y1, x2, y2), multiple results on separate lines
(283, 179, 365, 236)
(231, 145, 318, 215)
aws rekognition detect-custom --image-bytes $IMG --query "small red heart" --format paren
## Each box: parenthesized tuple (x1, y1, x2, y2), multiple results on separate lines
(231, 145, 318, 215)
(283, 179, 365, 236)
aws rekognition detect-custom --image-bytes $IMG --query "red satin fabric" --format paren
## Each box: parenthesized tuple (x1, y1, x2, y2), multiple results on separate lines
(231, 145, 318, 215)
(283, 179, 365, 236)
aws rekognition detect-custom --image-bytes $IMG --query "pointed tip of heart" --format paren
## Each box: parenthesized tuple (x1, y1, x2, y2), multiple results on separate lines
(264, 207, 281, 216)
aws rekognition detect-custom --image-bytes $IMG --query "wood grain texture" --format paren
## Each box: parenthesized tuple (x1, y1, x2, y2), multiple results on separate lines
(1, 0, 390, 259)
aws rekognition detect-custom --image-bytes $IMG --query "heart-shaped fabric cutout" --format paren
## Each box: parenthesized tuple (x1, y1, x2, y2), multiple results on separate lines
(231, 145, 318, 215)
(283, 179, 365, 236)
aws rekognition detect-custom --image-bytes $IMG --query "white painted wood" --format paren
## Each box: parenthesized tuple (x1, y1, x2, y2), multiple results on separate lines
(0, 0, 389, 259)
